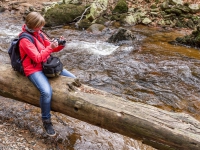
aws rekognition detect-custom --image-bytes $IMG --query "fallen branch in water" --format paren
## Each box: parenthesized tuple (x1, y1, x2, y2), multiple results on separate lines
(74, 6, 91, 28)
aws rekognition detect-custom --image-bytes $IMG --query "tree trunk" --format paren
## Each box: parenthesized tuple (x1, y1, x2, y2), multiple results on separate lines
(0, 64, 200, 150)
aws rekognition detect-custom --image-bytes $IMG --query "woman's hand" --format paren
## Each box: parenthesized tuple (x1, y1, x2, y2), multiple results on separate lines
(50, 36, 66, 52)
(59, 36, 66, 41)
(50, 39, 58, 49)
(58, 36, 66, 46)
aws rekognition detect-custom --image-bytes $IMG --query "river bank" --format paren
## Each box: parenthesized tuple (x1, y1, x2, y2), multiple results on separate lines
(1, 0, 200, 30)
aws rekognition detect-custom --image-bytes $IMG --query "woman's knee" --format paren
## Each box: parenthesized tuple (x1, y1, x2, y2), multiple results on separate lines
(40, 87, 52, 103)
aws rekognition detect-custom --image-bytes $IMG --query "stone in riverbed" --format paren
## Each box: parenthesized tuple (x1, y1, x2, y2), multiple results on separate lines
(107, 27, 135, 43)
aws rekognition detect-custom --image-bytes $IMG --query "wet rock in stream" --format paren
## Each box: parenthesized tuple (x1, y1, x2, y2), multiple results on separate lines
(107, 27, 136, 44)
(174, 25, 200, 49)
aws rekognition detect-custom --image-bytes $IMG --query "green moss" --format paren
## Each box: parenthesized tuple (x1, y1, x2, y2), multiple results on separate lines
(78, 18, 92, 30)
(150, 4, 157, 9)
(95, 16, 109, 25)
(186, 19, 195, 29)
(44, 4, 86, 27)
(176, 27, 200, 48)
(171, 8, 182, 15)
(112, 0, 128, 14)
(192, 30, 199, 36)
(111, 14, 126, 22)
(195, 35, 200, 43)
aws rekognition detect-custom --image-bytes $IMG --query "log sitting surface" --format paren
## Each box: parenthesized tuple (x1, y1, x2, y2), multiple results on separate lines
(0, 64, 200, 150)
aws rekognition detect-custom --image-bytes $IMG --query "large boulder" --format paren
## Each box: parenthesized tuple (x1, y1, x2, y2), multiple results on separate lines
(44, 4, 86, 27)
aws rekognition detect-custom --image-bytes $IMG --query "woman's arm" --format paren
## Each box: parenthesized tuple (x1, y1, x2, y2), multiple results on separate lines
(19, 38, 53, 63)
(41, 32, 65, 52)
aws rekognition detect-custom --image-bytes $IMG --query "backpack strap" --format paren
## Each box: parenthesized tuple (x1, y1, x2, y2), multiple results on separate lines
(19, 32, 35, 43)
(39, 32, 45, 40)
(18, 32, 35, 62)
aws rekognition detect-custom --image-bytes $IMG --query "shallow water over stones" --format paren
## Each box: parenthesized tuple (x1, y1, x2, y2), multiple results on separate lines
(45, 25, 200, 121)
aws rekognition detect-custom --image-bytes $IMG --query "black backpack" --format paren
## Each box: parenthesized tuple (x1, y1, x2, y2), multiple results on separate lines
(8, 32, 34, 75)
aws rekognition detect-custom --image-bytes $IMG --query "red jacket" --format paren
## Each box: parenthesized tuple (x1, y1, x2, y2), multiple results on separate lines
(19, 24, 64, 76)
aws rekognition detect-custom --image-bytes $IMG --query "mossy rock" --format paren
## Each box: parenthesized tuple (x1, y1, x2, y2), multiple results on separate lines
(180, 14, 193, 19)
(186, 19, 195, 29)
(179, 5, 190, 13)
(191, 30, 199, 36)
(150, 4, 157, 9)
(170, 8, 182, 15)
(112, 0, 128, 14)
(169, 0, 183, 5)
(175, 20, 187, 28)
(164, 9, 172, 14)
(86, 0, 108, 22)
(111, 14, 126, 22)
(77, 18, 92, 30)
(192, 16, 200, 25)
(87, 24, 105, 33)
(160, 1, 170, 11)
(107, 27, 135, 43)
(175, 27, 200, 48)
(194, 35, 200, 43)
(44, 4, 86, 27)
(95, 16, 109, 25)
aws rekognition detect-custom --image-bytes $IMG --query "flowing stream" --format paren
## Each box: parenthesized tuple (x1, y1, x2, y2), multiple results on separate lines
(1, 12, 200, 149)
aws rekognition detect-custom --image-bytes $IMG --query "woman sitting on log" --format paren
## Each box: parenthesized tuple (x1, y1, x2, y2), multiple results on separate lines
(19, 11, 76, 136)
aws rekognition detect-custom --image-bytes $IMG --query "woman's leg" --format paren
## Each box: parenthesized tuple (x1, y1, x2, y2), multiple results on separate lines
(60, 69, 76, 78)
(28, 71, 52, 120)
(28, 71, 56, 136)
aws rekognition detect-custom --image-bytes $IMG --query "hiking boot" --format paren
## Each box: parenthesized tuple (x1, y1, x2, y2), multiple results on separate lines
(42, 119, 56, 136)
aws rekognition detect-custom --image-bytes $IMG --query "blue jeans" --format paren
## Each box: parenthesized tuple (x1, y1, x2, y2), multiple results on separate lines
(28, 69, 76, 120)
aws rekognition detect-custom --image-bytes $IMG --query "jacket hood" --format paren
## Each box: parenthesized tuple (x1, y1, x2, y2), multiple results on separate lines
(21, 24, 40, 36)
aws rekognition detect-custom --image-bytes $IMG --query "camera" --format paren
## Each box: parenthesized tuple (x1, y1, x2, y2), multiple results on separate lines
(56, 38, 66, 46)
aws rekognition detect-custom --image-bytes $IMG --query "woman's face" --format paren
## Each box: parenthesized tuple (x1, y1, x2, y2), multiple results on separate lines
(34, 26, 43, 32)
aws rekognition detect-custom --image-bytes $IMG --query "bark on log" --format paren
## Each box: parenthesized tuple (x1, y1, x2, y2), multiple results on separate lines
(0, 64, 200, 150)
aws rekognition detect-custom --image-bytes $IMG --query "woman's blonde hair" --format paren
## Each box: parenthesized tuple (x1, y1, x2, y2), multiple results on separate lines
(25, 12, 45, 29)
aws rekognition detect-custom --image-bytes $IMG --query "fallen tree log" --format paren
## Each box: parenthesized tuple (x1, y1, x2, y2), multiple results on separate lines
(0, 64, 200, 150)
